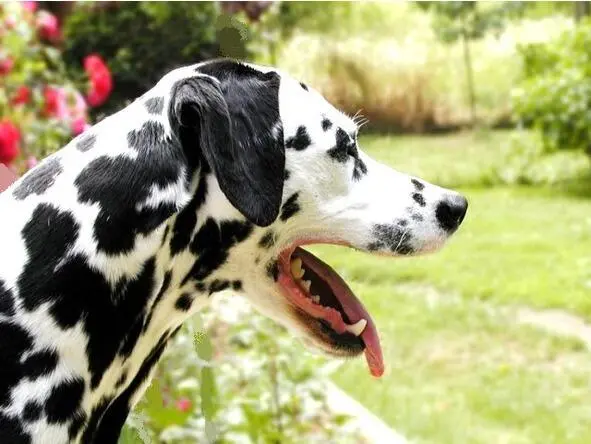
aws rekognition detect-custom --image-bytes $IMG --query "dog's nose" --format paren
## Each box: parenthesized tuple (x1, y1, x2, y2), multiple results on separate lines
(435, 194, 468, 232)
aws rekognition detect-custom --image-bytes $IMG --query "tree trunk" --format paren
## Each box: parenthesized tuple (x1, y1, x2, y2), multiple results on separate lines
(461, 29, 476, 127)
(574, 1, 591, 23)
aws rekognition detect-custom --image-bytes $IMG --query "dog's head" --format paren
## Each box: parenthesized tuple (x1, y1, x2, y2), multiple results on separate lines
(165, 59, 467, 376)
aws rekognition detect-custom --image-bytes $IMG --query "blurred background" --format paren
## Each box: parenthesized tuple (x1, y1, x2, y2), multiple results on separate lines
(2, 1, 591, 443)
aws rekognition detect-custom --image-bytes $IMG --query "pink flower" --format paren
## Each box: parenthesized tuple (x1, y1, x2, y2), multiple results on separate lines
(0, 120, 21, 166)
(43, 86, 68, 119)
(12, 86, 31, 105)
(44, 86, 91, 135)
(36, 11, 61, 43)
(26, 155, 38, 170)
(0, 57, 14, 76)
(175, 397, 192, 413)
(71, 117, 90, 136)
(83, 55, 108, 73)
(21, 1, 37, 13)
(70, 89, 88, 119)
(84, 54, 113, 107)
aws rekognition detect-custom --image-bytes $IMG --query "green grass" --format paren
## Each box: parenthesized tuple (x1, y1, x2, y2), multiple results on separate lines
(359, 130, 510, 188)
(312, 131, 591, 443)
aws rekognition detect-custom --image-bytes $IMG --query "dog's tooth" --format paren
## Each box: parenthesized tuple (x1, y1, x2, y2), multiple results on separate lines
(290, 258, 304, 278)
(302, 280, 312, 292)
(345, 319, 367, 336)
(311, 295, 320, 304)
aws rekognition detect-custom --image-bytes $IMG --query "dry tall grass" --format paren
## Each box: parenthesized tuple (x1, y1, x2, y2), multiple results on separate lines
(275, 8, 571, 133)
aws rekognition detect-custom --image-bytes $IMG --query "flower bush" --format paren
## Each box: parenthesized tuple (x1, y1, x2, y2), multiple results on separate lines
(0, 1, 112, 172)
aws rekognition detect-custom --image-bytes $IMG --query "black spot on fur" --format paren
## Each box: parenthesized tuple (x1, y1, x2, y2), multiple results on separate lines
(266, 260, 279, 281)
(411, 178, 425, 191)
(144, 96, 164, 115)
(327, 145, 348, 163)
(80, 396, 112, 443)
(258, 230, 275, 249)
(160, 225, 170, 247)
(283, 169, 290, 181)
(87, 334, 170, 443)
(321, 118, 332, 131)
(412, 192, 426, 207)
(411, 213, 423, 222)
(17, 204, 79, 314)
(397, 219, 408, 227)
(68, 412, 87, 441)
(232, 280, 242, 291)
(286, 126, 311, 151)
(175, 293, 193, 311)
(0, 279, 15, 317)
(371, 223, 414, 255)
(170, 174, 208, 256)
(75, 120, 184, 255)
(353, 158, 368, 180)
(115, 258, 157, 365)
(0, 413, 31, 444)
(209, 279, 230, 295)
(0, 321, 33, 407)
(115, 370, 128, 389)
(328, 128, 356, 163)
(45, 377, 85, 423)
(21, 349, 58, 379)
(22, 401, 42, 422)
(13, 157, 62, 200)
(280, 192, 300, 221)
(76, 133, 96, 152)
(195, 282, 206, 293)
(142, 270, 172, 333)
(299, 82, 309, 91)
(182, 218, 252, 285)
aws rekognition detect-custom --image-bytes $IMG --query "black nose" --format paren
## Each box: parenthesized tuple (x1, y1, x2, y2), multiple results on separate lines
(435, 195, 468, 232)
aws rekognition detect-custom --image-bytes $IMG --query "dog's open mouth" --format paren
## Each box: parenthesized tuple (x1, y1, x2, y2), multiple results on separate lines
(277, 245, 384, 377)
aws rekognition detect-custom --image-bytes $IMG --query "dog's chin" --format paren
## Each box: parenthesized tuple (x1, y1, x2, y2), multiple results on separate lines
(291, 308, 365, 358)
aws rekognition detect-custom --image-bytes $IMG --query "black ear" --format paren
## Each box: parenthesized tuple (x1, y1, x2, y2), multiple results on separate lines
(171, 70, 284, 227)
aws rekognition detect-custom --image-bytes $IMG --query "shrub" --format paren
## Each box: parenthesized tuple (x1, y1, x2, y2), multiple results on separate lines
(512, 20, 591, 156)
(0, 1, 112, 172)
(492, 129, 591, 186)
(63, 2, 256, 114)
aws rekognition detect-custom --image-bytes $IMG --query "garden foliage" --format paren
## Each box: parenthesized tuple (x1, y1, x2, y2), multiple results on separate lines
(63, 2, 255, 114)
(512, 19, 591, 157)
(121, 297, 358, 443)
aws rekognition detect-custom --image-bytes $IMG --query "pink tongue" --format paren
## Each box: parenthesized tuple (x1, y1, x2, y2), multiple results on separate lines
(294, 248, 384, 377)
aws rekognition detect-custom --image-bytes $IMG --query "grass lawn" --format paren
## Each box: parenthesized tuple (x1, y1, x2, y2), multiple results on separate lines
(312, 131, 591, 443)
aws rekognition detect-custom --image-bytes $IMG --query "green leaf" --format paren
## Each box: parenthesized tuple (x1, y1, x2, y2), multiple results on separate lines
(141, 378, 192, 430)
(117, 425, 146, 444)
(200, 367, 218, 420)
(194, 331, 213, 361)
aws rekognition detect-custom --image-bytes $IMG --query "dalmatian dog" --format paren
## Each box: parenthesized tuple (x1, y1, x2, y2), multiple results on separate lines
(0, 59, 467, 443)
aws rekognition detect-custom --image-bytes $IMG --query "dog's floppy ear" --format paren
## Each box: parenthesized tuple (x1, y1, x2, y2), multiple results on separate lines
(170, 72, 284, 227)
